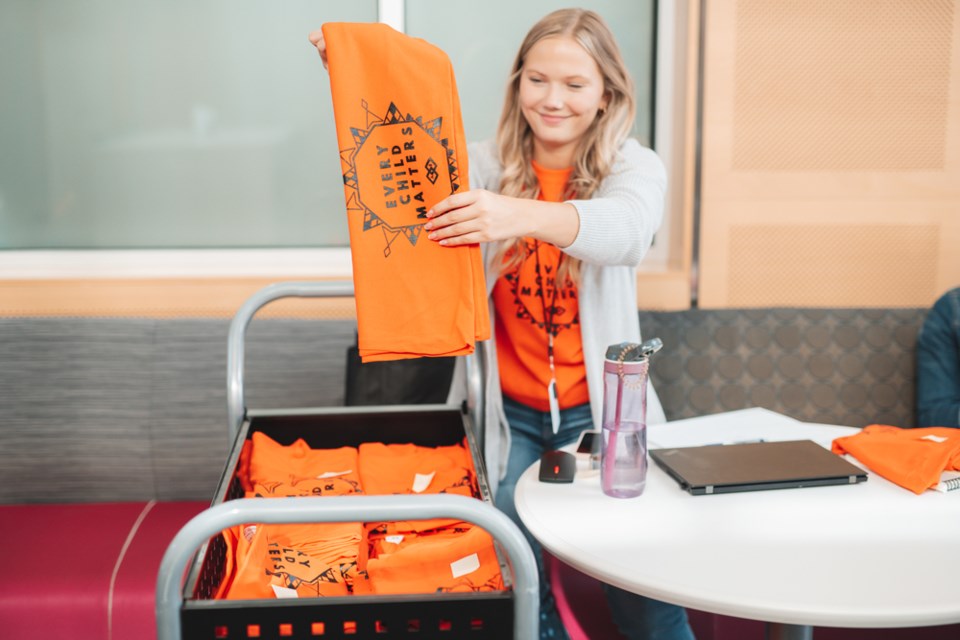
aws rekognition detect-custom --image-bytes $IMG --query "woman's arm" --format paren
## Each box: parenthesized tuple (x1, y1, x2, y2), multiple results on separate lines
(426, 139, 665, 266)
(424, 191, 579, 248)
(563, 139, 666, 266)
(428, 139, 580, 247)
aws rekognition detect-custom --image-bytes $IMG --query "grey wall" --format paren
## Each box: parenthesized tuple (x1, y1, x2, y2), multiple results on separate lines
(0, 318, 356, 504)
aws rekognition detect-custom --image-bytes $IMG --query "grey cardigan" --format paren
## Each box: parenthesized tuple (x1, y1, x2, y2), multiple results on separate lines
(449, 138, 668, 497)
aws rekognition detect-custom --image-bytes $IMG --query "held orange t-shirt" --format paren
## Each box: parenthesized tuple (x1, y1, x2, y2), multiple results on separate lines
(322, 22, 489, 362)
(492, 162, 589, 411)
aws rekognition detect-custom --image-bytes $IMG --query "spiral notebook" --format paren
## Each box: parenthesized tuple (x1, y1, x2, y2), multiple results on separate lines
(933, 471, 960, 493)
(650, 439, 868, 495)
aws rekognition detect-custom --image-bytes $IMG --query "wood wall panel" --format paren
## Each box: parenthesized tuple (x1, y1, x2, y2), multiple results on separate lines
(698, 0, 960, 308)
(0, 278, 356, 319)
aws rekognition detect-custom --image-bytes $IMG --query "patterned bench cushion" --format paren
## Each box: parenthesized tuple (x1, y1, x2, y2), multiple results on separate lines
(638, 308, 926, 428)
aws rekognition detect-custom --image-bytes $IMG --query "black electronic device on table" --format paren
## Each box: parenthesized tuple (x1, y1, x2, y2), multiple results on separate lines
(650, 439, 868, 495)
(539, 450, 576, 483)
(575, 430, 601, 456)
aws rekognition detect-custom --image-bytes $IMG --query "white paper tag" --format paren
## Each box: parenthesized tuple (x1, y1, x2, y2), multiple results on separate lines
(271, 584, 299, 599)
(385, 534, 405, 545)
(317, 470, 352, 479)
(921, 434, 948, 444)
(547, 379, 561, 434)
(450, 552, 481, 579)
(412, 471, 435, 493)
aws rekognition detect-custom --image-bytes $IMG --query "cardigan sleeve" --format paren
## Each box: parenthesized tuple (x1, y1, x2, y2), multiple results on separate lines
(563, 138, 666, 266)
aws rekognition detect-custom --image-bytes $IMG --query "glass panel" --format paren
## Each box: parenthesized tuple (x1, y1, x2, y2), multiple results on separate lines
(0, 1, 654, 252)
(0, 0, 377, 249)
(406, 0, 656, 148)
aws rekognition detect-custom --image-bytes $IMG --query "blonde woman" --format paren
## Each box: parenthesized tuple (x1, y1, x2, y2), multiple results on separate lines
(311, 8, 690, 639)
(429, 10, 693, 640)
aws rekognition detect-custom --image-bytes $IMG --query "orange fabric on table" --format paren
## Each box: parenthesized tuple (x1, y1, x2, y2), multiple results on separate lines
(322, 22, 489, 362)
(493, 161, 588, 411)
(363, 524, 504, 595)
(831, 424, 960, 494)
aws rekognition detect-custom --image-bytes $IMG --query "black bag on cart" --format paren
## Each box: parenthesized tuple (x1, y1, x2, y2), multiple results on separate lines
(345, 332, 455, 406)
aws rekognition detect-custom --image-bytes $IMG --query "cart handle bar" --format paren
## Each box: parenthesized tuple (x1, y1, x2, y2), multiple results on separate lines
(156, 494, 539, 640)
(226, 280, 485, 450)
(227, 281, 354, 440)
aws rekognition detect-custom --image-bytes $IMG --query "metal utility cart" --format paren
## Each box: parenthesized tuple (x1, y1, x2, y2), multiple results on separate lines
(156, 281, 538, 640)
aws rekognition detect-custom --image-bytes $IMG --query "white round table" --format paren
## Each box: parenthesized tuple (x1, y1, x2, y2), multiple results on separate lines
(514, 408, 960, 640)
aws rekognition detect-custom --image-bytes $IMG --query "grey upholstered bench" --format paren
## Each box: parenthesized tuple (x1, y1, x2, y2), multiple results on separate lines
(639, 307, 925, 429)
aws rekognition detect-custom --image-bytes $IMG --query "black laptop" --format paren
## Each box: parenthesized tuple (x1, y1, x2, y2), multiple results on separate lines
(649, 439, 868, 495)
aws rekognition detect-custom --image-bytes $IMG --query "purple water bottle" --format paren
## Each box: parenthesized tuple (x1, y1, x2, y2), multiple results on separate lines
(601, 338, 662, 498)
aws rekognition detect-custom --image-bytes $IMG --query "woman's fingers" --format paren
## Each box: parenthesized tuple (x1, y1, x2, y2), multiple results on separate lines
(307, 29, 328, 68)
(426, 209, 470, 235)
(423, 189, 513, 246)
(428, 221, 484, 246)
(424, 205, 462, 230)
(426, 191, 473, 219)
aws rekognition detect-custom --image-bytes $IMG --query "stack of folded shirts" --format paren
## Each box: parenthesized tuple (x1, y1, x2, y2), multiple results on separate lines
(359, 525, 504, 595)
(218, 521, 363, 599)
(358, 441, 478, 532)
(218, 434, 366, 599)
(245, 433, 363, 498)
(354, 441, 500, 594)
(214, 433, 502, 598)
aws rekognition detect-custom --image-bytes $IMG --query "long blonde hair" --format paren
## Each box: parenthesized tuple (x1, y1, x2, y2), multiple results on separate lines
(494, 8, 636, 284)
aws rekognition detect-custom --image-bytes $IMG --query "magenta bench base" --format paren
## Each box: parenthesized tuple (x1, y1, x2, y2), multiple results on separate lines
(0, 501, 207, 640)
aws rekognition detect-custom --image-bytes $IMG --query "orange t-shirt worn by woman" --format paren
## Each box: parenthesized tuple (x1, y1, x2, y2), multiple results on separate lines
(492, 161, 589, 412)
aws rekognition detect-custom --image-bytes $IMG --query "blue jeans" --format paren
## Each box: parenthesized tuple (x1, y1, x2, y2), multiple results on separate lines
(497, 396, 695, 640)
(604, 583, 696, 640)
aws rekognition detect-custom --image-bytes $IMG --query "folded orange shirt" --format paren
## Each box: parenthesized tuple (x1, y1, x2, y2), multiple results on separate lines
(359, 441, 479, 534)
(247, 433, 363, 497)
(213, 524, 240, 599)
(831, 424, 960, 494)
(368, 526, 449, 557)
(216, 434, 366, 599)
(357, 441, 476, 496)
(224, 521, 363, 599)
(322, 22, 489, 362)
(362, 525, 504, 595)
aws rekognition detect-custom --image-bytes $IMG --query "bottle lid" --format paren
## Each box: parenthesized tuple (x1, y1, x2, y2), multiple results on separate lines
(605, 338, 663, 363)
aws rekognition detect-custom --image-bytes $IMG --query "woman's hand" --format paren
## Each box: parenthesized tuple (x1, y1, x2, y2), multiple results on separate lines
(307, 29, 328, 68)
(424, 189, 580, 248)
(424, 190, 524, 247)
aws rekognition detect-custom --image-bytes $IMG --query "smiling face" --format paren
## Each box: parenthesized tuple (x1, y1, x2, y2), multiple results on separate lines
(518, 36, 608, 168)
